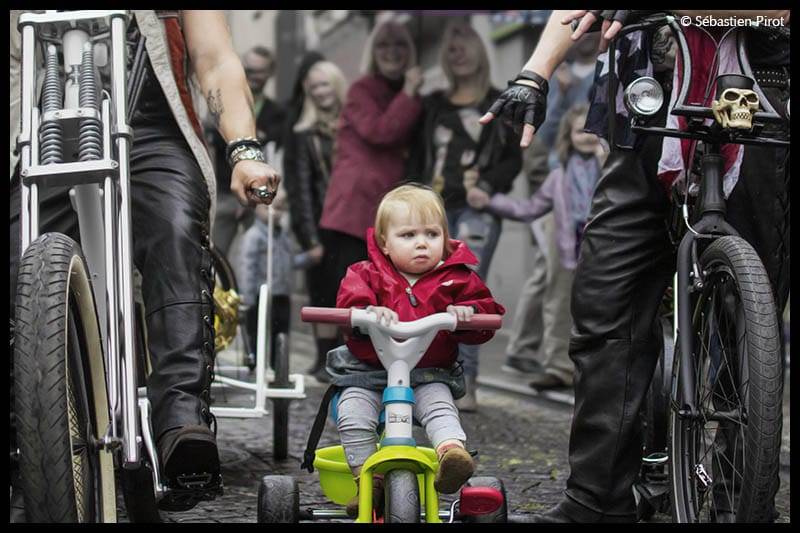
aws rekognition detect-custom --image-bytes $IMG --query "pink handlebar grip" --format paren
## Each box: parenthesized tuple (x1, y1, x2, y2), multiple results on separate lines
(300, 307, 352, 325)
(456, 314, 503, 330)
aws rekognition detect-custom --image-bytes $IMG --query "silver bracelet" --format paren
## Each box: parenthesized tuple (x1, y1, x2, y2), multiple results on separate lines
(229, 145, 265, 168)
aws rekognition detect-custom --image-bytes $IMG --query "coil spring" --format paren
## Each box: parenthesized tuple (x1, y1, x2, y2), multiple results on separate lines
(39, 45, 64, 165)
(78, 44, 102, 162)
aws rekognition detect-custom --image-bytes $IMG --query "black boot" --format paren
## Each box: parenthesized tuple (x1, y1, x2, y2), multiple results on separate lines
(309, 338, 338, 383)
(145, 280, 222, 510)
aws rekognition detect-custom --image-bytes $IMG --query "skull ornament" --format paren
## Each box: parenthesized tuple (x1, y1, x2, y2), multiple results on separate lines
(712, 88, 760, 130)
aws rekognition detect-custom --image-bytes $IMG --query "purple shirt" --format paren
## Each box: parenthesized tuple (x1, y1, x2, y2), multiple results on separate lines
(487, 155, 601, 270)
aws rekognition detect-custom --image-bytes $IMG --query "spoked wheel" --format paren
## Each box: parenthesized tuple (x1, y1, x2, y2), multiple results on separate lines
(271, 333, 290, 460)
(383, 469, 420, 523)
(13, 233, 116, 522)
(669, 236, 783, 523)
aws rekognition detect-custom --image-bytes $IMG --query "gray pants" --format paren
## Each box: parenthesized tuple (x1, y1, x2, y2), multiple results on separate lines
(336, 383, 467, 469)
(505, 220, 547, 359)
(505, 215, 575, 383)
(505, 139, 550, 361)
(539, 217, 575, 384)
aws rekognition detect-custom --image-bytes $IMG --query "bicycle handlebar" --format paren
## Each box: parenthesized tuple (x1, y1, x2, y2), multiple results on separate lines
(300, 307, 351, 325)
(608, 13, 786, 128)
(300, 307, 502, 331)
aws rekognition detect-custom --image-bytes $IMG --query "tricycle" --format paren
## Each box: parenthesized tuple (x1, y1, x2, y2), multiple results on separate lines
(257, 306, 507, 523)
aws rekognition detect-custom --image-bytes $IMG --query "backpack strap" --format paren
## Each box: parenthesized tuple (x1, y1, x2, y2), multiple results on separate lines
(301, 384, 341, 473)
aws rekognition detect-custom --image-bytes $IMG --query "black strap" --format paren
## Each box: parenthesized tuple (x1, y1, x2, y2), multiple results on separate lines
(516, 70, 549, 96)
(301, 384, 341, 473)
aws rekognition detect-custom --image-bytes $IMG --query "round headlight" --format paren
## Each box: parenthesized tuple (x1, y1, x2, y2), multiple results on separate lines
(623, 76, 664, 116)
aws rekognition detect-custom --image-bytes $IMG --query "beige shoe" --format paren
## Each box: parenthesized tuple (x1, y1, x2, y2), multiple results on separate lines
(528, 372, 572, 390)
(434, 446, 475, 494)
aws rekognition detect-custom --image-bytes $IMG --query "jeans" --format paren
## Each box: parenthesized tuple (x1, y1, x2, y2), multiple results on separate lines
(446, 207, 502, 378)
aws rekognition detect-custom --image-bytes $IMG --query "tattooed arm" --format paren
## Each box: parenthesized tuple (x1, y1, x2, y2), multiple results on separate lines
(182, 10, 279, 205)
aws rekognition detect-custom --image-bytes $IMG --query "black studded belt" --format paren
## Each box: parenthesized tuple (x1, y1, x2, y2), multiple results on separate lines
(751, 66, 790, 89)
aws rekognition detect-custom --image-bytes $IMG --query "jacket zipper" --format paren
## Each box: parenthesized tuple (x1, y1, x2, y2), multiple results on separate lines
(405, 286, 419, 307)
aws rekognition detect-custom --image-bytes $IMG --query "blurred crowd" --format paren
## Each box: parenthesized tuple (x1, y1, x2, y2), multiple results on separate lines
(203, 16, 611, 411)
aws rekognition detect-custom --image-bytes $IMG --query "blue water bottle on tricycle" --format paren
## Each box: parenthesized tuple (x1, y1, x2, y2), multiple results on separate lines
(257, 306, 506, 523)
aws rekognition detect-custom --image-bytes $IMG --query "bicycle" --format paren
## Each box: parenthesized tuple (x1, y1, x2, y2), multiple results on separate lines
(256, 307, 507, 523)
(603, 14, 789, 523)
(11, 10, 227, 522)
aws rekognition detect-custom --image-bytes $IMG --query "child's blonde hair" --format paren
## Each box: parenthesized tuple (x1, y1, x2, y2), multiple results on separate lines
(374, 184, 452, 255)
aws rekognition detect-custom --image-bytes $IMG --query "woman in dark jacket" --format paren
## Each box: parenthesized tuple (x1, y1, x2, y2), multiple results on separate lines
(317, 20, 424, 304)
(280, 51, 325, 212)
(408, 21, 522, 411)
(286, 60, 348, 380)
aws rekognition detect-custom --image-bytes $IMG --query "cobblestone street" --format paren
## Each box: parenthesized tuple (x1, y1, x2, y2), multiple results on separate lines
(117, 331, 790, 524)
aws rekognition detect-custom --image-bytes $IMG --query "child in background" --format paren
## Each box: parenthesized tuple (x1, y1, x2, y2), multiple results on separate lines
(238, 186, 318, 369)
(328, 183, 505, 516)
(470, 103, 605, 390)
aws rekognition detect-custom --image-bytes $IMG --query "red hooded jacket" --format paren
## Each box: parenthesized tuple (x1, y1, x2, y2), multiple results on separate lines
(336, 228, 506, 368)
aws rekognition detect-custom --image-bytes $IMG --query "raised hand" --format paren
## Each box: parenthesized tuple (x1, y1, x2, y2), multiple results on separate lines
(479, 71, 549, 148)
(561, 10, 653, 52)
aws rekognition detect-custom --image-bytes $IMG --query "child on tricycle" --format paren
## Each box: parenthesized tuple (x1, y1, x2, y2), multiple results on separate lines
(322, 183, 505, 516)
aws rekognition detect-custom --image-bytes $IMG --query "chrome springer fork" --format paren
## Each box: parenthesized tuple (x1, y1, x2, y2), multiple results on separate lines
(17, 10, 143, 469)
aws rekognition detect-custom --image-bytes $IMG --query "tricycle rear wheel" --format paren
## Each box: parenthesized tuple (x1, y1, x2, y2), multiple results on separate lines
(464, 476, 507, 523)
(257, 475, 299, 523)
(271, 333, 290, 460)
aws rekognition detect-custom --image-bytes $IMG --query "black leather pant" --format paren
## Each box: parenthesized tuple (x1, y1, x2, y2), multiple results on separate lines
(10, 119, 216, 442)
(561, 87, 790, 521)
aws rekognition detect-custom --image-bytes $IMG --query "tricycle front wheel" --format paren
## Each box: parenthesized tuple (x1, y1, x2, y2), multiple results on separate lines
(383, 469, 420, 523)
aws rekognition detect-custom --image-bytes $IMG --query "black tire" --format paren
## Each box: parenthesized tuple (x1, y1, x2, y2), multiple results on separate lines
(463, 476, 508, 523)
(210, 245, 238, 292)
(669, 236, 783, 523)
(13, 233, 116, 522)
(257, 475, 299, 523)
(642, 315, 675, 456)
(118, 463, 161, 523)
(383, 469, 420, 523)
(271, 333, 290, 460)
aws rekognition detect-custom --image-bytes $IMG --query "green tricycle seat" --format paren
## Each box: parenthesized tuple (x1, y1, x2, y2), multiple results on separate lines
(313, 445, 439, 505)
